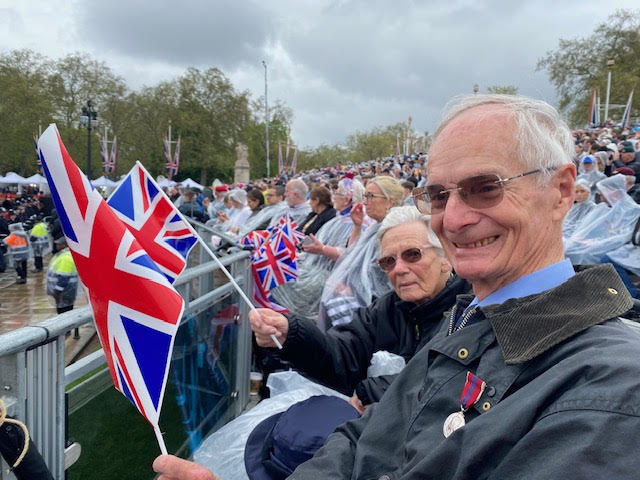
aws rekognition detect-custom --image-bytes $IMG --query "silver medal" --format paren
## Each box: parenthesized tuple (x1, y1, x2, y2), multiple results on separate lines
(443, 410, 466, 438)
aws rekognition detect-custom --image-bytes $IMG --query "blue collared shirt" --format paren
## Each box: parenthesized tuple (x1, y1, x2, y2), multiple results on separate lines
(470, 258, 576, 309)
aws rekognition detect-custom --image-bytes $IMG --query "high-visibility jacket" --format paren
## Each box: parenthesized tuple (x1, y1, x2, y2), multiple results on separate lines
(46, 248, 78, 308)
(3, 233, 29, 261)
(29, 222, 50, 255)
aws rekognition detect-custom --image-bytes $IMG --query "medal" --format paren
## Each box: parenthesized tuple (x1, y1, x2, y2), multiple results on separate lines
(443, 371, 487, 438)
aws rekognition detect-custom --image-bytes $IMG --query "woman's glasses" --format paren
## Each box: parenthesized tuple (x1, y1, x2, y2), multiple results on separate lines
(363, 192, 387, 200)
(412, 168, 551, 214)
(376, 246, 433, 272)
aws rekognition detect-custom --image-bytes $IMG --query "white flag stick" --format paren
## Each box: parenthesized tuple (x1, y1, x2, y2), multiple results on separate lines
(154, 425, 168, 455)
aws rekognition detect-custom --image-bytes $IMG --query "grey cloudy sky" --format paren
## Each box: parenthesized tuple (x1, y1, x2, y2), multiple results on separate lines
(0, 0, 637, 149)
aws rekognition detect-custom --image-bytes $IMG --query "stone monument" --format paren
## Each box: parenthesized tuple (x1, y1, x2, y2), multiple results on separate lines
(234, 143, 250, 184)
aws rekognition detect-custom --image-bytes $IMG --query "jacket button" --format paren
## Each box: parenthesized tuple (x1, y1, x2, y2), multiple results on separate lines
(486, 386, 496, 397)
(378, 476, 391, 480)
(457, 348, 469, 359)
(608, 288, 618, 295)
(482, 401, 491, 411)
(417, 387, 424, 401)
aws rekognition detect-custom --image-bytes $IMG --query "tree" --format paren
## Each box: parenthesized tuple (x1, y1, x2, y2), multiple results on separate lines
(537, 9, 640, 126)
(486, 85, 519, 95)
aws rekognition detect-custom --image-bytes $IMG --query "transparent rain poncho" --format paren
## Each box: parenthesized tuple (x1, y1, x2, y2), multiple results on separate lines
(271, 209, 356, 321)
(564, 174, 640, 265)
(577, 155, 606, 190)
(318, 222, 392, 331)
(237, 202, 288, 237)
(562, 180, 599, 238)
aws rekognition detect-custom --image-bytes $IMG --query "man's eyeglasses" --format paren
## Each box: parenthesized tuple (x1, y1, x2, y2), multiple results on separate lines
(376, 246, 434, 272)
(412, 168, 552, 215)
(364, 192, 387, 200)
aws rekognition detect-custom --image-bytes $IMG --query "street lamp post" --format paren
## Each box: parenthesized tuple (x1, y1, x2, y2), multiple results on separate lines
(262, 60, 270, 178)
(80, 99, 98, 180)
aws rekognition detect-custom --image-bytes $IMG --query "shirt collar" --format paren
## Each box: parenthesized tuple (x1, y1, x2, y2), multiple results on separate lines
(471, 259, 575, 309)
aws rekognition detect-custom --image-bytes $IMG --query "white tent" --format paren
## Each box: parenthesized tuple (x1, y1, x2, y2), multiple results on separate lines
(179, 178, 204, 190)
(91, 176, 118, 188)
(24, 173, 48, 185)
(0, 172, 29, 184)
(157, 177, 177, 188)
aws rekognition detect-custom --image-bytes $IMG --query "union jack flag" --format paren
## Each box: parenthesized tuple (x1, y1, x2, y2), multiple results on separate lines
(247, 214, 305, 311)
(106, 136, 117, 174)
(164, 135, 178, 179)
(37, 124, 184, 431)
(107, 161, 198, 284)
(239, 229, 270, 250)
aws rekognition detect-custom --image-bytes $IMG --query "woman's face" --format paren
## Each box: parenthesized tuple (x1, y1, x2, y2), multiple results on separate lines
(309, 196, 322, 213)
(247, 197, 260, 210)
(332, 191, 350, 211)
(574, 185, 590, 203)
(363, 183, 393, 222)
(582, 162, 595, 172)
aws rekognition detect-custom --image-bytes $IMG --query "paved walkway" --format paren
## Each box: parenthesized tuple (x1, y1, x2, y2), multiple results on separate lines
(0, 255, 88, 335)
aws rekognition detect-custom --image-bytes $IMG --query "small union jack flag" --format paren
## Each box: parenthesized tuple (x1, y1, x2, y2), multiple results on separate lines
(239, 229, 271, 250)
(108, 162, 198, 284)
(164, 135, 178, 178)
(38, 124, 184, 433)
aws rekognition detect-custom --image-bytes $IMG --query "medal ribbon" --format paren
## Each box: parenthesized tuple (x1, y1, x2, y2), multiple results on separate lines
(460, 371, 486, 411)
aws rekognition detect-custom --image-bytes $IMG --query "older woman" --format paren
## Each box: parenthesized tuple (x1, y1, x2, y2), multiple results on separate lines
(318, 175, 404, 329)
(251, 206, 470, 407)
(229, 189, 265, 234)
(562, 178, 597, 238)
(217, 189, 252, 232)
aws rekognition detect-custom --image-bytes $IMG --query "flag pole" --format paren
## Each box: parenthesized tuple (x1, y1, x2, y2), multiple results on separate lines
(154, 425, 168, 455)
(195, 236, 283, 349)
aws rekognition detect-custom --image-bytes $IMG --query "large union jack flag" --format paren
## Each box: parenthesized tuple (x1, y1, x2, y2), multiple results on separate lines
(107, 162, 198, 284)
(38, 124, 184, 430)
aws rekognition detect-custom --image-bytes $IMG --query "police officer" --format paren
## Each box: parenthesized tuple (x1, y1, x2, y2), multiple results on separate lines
(46, 237, 78, 315)
(29, 216, 49, 272)
(3, 223, 29, 284)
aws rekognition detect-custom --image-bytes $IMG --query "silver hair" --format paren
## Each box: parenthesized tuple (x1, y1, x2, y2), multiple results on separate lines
(337, 177, 365, 203)
(376, 206, 442, 253)
(433, 94, 574, 185)
(287, 178, 308, 198)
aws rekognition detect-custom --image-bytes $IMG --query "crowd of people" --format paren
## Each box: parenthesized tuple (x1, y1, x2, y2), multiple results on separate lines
(152, 94, 640, 480)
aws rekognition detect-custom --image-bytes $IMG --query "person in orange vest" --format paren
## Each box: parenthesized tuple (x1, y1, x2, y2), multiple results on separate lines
(3, 223, 29, 284)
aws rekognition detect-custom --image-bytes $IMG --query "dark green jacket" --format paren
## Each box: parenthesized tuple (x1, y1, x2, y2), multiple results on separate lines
(290, 264, 640, 479)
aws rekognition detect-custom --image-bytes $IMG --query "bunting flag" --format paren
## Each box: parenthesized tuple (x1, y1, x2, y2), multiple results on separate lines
(37, 124, 184, 433)
(108, 161, 198, 284)
(589, 89, 597, 126)
(278, 143, 283, 176)
(621, 90, 634, 129)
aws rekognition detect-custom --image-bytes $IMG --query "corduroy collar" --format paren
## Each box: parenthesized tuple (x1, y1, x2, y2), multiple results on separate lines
(459, 264, 633, 365)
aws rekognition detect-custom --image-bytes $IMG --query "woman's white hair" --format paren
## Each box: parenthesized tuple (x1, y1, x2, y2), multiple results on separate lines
(376, 206, 442, 253)
(433, 94, 574, 185)
(337, 177, 365, 203)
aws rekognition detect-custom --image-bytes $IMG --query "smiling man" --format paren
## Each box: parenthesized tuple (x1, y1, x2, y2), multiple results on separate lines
(154, 95, 640, 480)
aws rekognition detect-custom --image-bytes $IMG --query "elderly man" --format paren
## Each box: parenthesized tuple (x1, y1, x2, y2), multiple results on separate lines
(269, 178, 311, 226)
(154, 95, 640, 479)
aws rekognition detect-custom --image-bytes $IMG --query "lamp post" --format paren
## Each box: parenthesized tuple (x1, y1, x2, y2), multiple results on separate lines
(604, 59, 614, 124)
(80, 99, 98, 180)
(262, 60, 270, 178)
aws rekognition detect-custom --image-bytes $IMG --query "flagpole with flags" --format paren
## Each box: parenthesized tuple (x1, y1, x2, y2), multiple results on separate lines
(621, 89, 634, 129)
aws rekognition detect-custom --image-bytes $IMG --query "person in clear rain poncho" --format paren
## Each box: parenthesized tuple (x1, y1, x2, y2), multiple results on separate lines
(270, 177, 366, 322)
(564, 174, 640, 265)
(317, 176, 405, 330)
(562, 178, 598, 238)
(577, 154, 606, 191)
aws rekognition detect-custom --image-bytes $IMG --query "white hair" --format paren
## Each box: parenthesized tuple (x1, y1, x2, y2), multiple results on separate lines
(287, 178, 308, 198)
(376, 206, 442, 253)
(433, 94, 574, 185)
(337, 177, 365, 203)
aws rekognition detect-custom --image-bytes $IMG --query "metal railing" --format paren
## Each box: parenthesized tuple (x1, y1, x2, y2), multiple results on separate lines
(0, 231, 253, 479)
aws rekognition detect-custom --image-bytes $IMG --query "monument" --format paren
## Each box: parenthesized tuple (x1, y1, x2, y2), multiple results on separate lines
(234, 143, 250, 184)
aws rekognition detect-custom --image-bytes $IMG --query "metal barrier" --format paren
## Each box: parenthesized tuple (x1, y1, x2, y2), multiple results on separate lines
(0, 235, 253, 479)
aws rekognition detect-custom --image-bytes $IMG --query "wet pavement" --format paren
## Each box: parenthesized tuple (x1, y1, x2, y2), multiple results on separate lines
(0, 254, 88, 335)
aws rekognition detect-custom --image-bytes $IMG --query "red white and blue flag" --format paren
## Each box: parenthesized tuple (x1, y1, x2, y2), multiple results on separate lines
(247, 214, 305, 311)
(37, 124, 184, 430)
(621, 90, 634, 129)
(108, 161, 198, 284)
(164, 135, 178, 179)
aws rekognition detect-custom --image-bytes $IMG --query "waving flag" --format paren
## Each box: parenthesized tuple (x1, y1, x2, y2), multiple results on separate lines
(621, 90, 634, 129)
(37, 124, 184, 439)
(291, 147, 298, 175)
(108, 162, 198, 284)
(106, 136, 118, 174)
(589, 90, 598, 126)
(246, 214, 304, 311)
(164, 135, 178, 179)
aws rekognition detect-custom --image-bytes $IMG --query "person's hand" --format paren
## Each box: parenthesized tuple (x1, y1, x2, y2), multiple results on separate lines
(229, 226, 239, 234)
(350, 203, 364, 227)
(153, 454, 220, 480)
(349, 394, 368, 415)
(249, 308, 289, 347)
(217, 211, 228, 222)
(302, 234, 324, 254)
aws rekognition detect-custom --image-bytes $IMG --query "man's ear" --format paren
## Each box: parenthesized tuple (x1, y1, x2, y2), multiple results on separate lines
(551, 164, 576, 222)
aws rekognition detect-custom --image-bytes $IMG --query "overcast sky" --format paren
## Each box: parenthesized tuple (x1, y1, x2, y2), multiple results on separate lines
(0, 0, 637, 149)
